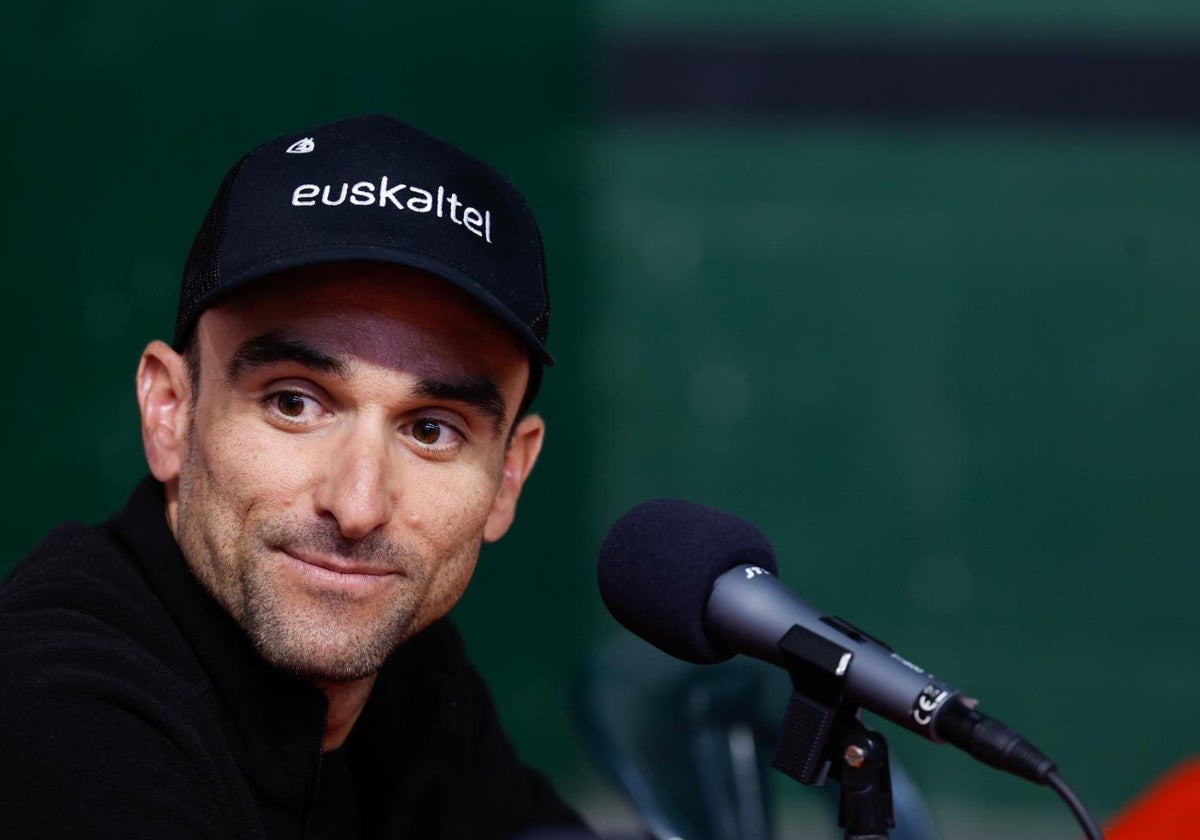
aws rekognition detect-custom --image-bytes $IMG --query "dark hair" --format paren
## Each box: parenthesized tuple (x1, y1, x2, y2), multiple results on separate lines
(182, 328, 202, 399)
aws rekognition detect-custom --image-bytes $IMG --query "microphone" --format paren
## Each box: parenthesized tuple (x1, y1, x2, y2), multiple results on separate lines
(597, 498, 1056, 786)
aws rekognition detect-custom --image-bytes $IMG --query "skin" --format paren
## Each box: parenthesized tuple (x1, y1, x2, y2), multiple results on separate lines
(136, 263, 545, 749)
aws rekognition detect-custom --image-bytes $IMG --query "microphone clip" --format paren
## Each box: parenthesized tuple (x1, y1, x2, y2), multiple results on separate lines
(772, 624, 897, 839)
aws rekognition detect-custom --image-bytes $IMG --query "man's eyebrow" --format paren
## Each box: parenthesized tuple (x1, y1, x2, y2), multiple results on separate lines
(414, 375, 508, 432)
(226, 332, 349, 383)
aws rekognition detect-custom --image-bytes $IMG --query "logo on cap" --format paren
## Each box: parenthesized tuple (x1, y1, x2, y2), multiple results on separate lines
(286, 138, 315, 154)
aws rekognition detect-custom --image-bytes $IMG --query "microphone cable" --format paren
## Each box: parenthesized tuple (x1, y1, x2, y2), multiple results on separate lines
(1046, 769, 1105, 840)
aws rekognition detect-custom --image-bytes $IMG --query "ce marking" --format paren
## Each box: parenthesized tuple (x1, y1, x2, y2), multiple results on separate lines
(913, 685, 949, 727)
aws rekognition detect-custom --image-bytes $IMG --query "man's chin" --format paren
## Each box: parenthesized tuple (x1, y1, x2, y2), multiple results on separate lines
(245, 619, 407, 683)
(255, 641, 391, 683)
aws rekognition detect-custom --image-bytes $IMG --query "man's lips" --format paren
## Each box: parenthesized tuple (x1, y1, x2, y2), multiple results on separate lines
(278, 548, 398, 588)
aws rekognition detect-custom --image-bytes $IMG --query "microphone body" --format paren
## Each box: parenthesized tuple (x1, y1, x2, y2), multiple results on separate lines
(706, 564, 956, 743)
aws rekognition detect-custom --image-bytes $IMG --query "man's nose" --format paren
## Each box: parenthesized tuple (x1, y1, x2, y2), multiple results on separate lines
(314, 425, 396, 540)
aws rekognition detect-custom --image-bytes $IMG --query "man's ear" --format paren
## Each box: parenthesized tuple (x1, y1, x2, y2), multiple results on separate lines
(136, 340, 192, 484)
(483, 413, 546, 543)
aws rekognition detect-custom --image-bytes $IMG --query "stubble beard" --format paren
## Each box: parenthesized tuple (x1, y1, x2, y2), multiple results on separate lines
(176, 445, 428, 683)
(237, 518, 425, 682)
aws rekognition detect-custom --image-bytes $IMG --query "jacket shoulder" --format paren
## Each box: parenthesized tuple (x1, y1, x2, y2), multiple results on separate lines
(0, 522, 253, 837)
(2, 520, 189, 675)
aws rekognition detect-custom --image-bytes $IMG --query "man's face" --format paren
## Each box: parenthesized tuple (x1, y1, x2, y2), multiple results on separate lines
(161, 264, 538, 682)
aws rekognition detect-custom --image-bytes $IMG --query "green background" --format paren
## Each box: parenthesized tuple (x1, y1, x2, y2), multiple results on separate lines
(3, 2, 1197, 836)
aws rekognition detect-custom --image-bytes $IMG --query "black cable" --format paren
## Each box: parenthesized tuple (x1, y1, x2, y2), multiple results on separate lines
(1046, 769, 1105, 840)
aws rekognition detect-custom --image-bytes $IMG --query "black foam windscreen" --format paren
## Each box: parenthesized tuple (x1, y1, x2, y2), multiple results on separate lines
(597, 498, 779, 664)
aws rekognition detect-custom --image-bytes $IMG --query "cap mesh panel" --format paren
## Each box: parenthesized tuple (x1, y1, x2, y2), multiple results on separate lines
(174, 154, 250, 349)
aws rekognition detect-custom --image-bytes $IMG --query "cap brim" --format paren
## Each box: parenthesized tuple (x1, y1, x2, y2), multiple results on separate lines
(182, 246, 554, 366)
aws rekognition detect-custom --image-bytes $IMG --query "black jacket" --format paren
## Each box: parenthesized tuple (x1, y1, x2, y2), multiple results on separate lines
(0, 478, 587, 838)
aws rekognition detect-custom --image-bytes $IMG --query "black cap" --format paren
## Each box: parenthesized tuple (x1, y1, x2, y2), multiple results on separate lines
(176, 114, 553, 365)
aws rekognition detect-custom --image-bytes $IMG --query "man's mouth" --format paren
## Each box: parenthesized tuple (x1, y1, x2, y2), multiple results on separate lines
(278, 548, 398, 591)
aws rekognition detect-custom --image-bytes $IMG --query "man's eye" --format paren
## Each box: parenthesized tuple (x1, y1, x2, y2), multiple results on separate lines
(412, 419, 443, 445)
(409, 418, 464, 449)
(271, 392, 314, 419)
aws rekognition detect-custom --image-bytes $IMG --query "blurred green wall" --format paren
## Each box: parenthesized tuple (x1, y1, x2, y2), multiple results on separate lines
(586, 2, 1200, 834)
(588, 124, 1200, 826)
(4, 1, 1198, 836)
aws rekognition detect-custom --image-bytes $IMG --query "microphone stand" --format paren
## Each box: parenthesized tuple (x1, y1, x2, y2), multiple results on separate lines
(770, 625, 895, 839)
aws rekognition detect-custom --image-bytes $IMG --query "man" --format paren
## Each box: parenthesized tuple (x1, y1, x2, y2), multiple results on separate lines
(1, 115, 591, 838)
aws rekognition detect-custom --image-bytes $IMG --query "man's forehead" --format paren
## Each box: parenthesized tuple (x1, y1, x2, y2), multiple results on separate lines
(193, 263, 528, 387)
(202, 262, 520, 349)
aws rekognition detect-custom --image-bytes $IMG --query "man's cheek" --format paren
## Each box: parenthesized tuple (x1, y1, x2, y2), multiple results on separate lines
(404, 475, 494, 540)
(208, 422, 311, 489)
